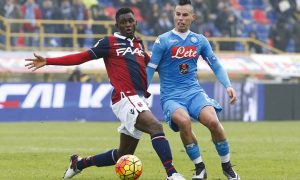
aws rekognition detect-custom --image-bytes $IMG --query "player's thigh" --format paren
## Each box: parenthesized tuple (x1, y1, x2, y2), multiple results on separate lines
(199, 106, 222, 128)
(118, 133, 139, 156)
(188, 92, 222, 122)
(112, 94, 149, 139)
(135, 110, 162, 134)
(172, 108, 192, 130)
(163, 100, 189, 132)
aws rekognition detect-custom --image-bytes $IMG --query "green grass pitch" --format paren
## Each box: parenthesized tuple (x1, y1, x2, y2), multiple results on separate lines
(0, 121, 300, 180)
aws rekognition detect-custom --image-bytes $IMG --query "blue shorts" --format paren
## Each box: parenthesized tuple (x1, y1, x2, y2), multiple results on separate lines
(162, 91, 222, 132)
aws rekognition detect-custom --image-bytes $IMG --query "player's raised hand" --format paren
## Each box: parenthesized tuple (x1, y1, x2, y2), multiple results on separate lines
(226, 87, 237, 104)
(25, 53, 47, 71)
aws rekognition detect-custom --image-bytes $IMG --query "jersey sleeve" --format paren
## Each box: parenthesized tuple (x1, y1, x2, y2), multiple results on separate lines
(146, 37, 165, 86)
(46, 51, 92, 66)
(88, 37, 110, 59)
(200, 36, 231, 88)
(148, 37, 165, 69)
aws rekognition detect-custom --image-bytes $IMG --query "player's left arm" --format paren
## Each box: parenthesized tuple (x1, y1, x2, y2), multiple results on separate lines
(25, 51, 92, 71)
(146, 37, 164, 87)
(200, 36, 237, 104)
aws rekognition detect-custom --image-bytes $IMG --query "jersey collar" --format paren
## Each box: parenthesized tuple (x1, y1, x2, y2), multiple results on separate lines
(171, 29, 191, 40)
(114, 32, 135, 47)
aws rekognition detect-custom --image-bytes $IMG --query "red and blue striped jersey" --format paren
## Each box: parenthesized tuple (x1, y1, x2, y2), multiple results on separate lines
(89, 33, 150, 104)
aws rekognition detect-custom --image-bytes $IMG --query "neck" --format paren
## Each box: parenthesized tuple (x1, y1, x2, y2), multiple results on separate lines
(175, 28, 189, 33)
(121, 34, 133, 39)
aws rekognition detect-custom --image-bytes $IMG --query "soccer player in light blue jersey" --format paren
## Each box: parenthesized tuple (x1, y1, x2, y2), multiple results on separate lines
(146, 0, 240, 179)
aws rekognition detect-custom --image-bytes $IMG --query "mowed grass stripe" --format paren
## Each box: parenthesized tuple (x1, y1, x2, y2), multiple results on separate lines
(0, 121, 299, 179)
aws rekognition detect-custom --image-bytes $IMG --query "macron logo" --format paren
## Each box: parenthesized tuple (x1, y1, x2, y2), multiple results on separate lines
(171, 46, 197, 59)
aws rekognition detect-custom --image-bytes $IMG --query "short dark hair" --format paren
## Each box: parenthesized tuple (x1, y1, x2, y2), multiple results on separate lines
(115, 7, 134, 21)
(178, 0, 192, 5)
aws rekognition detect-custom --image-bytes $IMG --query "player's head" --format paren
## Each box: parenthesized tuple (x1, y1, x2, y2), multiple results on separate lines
(174, 0, 196, 33)
(115, 7, 137, 38)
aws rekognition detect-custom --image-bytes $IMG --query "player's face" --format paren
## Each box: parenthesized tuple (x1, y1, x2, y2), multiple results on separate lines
(174, 5, 195, 33)
(115, 13, 137, 38)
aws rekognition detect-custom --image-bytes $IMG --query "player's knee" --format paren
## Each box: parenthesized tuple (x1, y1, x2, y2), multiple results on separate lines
(176, 118, 192, 132)
(207, 119, 222, 132)
(149, 121, 163, 133)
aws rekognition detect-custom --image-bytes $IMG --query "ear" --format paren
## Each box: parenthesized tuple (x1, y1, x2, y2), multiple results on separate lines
(192, 13, 196, 21)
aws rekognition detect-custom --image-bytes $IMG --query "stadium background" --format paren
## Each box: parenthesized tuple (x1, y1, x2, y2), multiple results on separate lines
(1, 0, 300, 180)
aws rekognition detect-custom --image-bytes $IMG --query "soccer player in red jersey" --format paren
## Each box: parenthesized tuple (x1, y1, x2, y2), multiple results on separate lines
(25, 7, 185, 180)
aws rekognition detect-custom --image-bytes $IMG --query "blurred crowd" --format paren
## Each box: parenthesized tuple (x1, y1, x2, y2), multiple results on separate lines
(0, 0, 300, 52)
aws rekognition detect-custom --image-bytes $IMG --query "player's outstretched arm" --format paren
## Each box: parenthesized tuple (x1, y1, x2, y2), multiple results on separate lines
(25, 53, 47, 71)
(226, 87, 237, 104)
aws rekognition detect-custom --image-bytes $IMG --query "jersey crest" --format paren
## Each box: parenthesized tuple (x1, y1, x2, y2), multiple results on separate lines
(179, 63, 189, 74)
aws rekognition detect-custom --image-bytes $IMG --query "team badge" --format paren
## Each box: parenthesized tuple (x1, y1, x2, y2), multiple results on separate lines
(190, 36, 198, 44)
(155, 38, 160, 44)
(179, 63, 189, 74)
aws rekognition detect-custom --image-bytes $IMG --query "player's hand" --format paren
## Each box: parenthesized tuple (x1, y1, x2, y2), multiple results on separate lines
(25, 53, 47, 71)
(226, 87, 237, 104)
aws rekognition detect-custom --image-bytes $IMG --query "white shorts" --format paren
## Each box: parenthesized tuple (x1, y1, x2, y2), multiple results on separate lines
(112, 93, 150, 139)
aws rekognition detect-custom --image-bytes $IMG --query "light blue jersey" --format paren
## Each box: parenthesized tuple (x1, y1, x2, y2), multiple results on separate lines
(148, 29, 231, 104)
(147, 30, 231, 131)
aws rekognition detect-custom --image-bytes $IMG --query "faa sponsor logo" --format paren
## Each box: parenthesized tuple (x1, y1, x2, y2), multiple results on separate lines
(116, 47, 145, 57)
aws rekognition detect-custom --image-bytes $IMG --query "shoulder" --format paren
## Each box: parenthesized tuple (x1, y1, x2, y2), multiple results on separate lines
(190, 32, 210, 45)
(135, 36, 145, 44)
(93, 36, 110, 47)
(154, 31, 173, 46)
(158, 31, 173, 40)
(190, 31, 206, 40)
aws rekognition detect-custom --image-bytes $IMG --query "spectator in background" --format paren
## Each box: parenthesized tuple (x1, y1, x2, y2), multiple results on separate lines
(21, 0, 42, 47)
(68, 67, 82, 82)
(268, 18, 291, 51)
(57, 0, 75, 48)
(81, 0, 98, 9)
(90, 4, 110, 44)
(154, 12, 173, 35)
(163, 2, 176, 19)
(68, 67, 92, 82)
(146, 3, 160, 34)
(18, 0, 27, 5)
(215, 3, 238, 36)
(40, 0, 58, 47)
(191, 12, 205, 34)
(194, 0, 210, 22)
(270, 0, 295, 20)
(292, 17, 300, 52)
(215, 3, 237, 50)
(0, 1, 5, 18)
(249, 31, 263, 53)
(4, 0, 22, 46)
(0, 1, 5, 44)
(0, 1, 5, 17)
(204, 0, 219, 14)
(73, 0, 88, 48)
